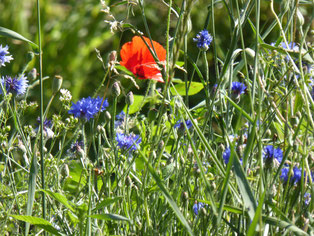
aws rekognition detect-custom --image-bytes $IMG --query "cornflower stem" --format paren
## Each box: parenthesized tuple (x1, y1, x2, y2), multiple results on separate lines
(125, 104, 130, 135)
(111, 96, 117, 158)
(37, 0, 46, 224)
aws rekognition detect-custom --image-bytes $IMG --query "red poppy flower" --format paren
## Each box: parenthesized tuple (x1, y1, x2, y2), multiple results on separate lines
(120, 36, 166, 83)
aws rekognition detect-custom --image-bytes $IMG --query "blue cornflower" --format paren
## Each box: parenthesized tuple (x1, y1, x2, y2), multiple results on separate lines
(223, 147, 242, 165)
(231, 82, 247, 96)
(0, 74, 28, 96)
(115, 111, 125, 127)
(291, 166, 302, 184)
(304, 193, 311, 206)
(68, 96, 108, 121)
(193, 30, 213, 51)
(280, 167, 289, 182)
(193, 202, 205, 215)
(263, 145, 283, 164)
(116, 133, 141, 152)
(0, 45, 13, 67)
(174, 119, 192, 130)
(223, 148, 231, 164)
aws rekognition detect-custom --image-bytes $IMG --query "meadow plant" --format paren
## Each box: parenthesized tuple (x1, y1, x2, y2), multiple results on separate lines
(0, 0, 313, 235)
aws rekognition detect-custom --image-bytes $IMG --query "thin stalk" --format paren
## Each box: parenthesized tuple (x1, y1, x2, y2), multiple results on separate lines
(37, 0, 46, 222)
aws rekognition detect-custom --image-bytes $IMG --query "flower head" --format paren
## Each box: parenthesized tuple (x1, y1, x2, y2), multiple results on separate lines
(0, 74, 28, 96)
(193, 30, 213, 51)
(280, 167, 289, 182)
(223, 148, 231, 164)
(231, 82, 246, 95)
(116, 132, 141, 152)
(0, 45, 13, 67)
(68, 96, 109, 121)
(174, 119, 192, 130)
(193, 202, 205, 215)
(120, 36, 166, 83)
(223, 147, 243, 165)
(291, 166, 302, 184)
(263, 145, 283, 164)
(115, 111, 125, 127)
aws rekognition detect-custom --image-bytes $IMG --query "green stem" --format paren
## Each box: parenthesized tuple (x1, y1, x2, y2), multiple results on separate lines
(37, 0, 46, 222)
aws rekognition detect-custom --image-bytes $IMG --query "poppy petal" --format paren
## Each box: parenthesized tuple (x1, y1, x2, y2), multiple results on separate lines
(120, 36, 166, 82)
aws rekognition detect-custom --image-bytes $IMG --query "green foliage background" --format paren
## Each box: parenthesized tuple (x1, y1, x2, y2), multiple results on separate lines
(0, 0, 312, 105)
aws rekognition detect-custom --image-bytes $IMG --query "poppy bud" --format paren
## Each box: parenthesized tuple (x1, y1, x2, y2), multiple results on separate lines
(52, 75, 63, 95)
(126, 91, 134, 105)
(112, 82, 120, 97)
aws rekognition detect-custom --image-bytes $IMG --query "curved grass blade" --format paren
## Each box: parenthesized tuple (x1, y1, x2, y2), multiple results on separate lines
(0, 26, 38, 50)
(88, 214, 130, 222)
(233, 156, 257, 221)
(11, 215, 63, 236)
(138, 151, 194, 236)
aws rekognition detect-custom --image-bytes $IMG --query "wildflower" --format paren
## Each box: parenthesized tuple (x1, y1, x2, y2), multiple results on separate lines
(223, 147, 243, 165)
(115, 111, 125, 127)
(116, 132, 141, 152)
(223, 148, 231, 164)
(68, 96, 109, 121)
(280, 167, 289, 182)
(193, 30, 213, 51)
(36, 117, 54, 139)
(304, 193, 311, 206)
(193, 202, 205, 215)
(0, 45, 13, 67)
(263, 145, 283, 164)
(231, 82, 246, 96)
(174, 119, 192, 130)
(291, 166, 302, 184)
(120, 36, 166, 83)
(59, 89, 72, 102)
(0, 74, 28, 96)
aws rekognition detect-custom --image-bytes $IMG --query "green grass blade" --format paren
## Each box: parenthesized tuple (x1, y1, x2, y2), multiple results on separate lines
(88, 214, 130, 222)
(233, 155, 257, 221)
(92, 197, 123, 212)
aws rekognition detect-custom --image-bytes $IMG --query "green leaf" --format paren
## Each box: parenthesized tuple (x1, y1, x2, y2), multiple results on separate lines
(88, 214, 130, 222)
(128, 95, 148, 114)
(0, 26, 38, 50)
(40, 189, 75, 213)
(170, 81, 204, 96)
(92, 197, 123, 212)
(10, 215, 62, 236)
(225, 95, 254, 123)
(233, 156, 257, 221)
